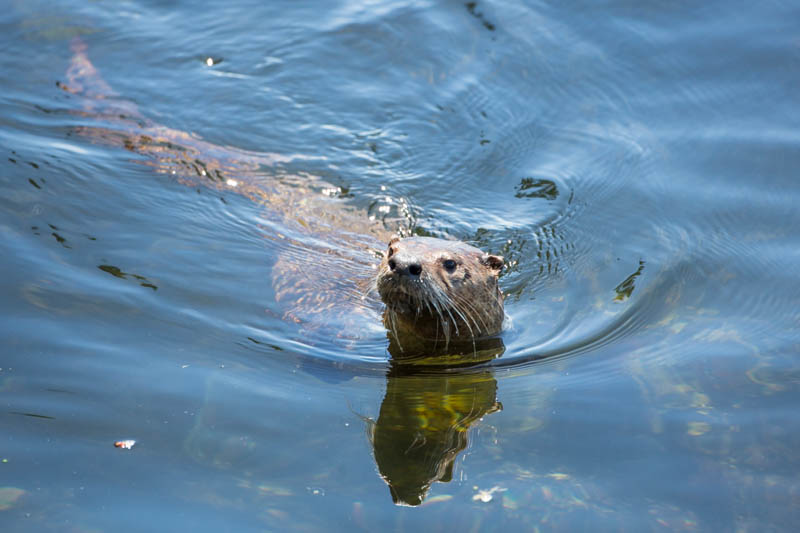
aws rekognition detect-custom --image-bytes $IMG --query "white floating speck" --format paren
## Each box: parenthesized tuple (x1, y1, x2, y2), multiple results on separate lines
(226, 179, 239, 187)
(472, 485, 506, 503)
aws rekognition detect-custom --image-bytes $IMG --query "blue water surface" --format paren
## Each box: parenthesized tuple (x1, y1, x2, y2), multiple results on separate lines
(1, 0, 799, 530)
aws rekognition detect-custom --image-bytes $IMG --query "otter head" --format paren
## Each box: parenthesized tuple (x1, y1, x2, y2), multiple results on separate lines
(375, 236, 504, 350)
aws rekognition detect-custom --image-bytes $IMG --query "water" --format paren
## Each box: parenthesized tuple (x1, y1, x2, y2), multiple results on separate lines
(2, 0, 799, 530)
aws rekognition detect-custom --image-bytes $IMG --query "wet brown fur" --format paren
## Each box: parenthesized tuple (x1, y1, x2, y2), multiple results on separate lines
(374, 236, 504, 351)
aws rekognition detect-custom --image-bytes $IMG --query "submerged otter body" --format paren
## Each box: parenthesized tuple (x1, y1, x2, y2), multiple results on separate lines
(63, 39, 505, 357)
(375, 236, 504, 353)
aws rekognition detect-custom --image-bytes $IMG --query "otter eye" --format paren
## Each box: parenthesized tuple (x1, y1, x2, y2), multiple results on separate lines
(443, 259, 457, 272)
(387, 247, 395, 258)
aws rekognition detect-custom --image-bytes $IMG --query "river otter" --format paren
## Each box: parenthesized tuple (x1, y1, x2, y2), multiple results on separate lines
(62, 39, 505, 355)
(375, 236, 504, 354)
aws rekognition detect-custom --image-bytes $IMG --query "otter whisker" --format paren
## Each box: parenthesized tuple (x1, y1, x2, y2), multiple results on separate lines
(433, 288, 472, 349)
(434, 282, 475, 338)
(444, 293, 473, 339)
(428, 296, 450, 345)
(363, 274, 379, 300)
(432, 296, 456, 347)
(428, 284, 455, 334)
(431, 279, 481, 346)
(386, 307, 403, 351)
(460, 291, 495, 328)
(444, 292, 480, 354)
(452, 294, 491, 335)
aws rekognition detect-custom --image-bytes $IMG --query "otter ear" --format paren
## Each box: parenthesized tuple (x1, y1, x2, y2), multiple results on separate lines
(482, 254, 504, 273)
(386, 236, 401, 258)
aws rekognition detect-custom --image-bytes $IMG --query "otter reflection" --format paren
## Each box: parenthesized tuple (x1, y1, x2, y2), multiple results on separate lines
(370, 340, 504, 506)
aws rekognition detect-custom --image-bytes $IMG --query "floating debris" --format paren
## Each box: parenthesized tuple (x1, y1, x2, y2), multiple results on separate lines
(114, 440, 136, 450)
(472, 485, 506, 503)
(614, 260, 646, 302)
(98, 265, 158, 291)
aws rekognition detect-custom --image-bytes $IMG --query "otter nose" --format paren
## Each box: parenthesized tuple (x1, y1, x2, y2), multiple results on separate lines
(388, 255, 423, 277)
